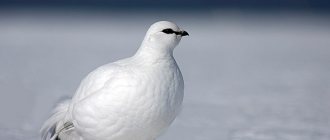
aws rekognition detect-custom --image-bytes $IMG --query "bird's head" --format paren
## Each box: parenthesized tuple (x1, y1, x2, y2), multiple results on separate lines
(142, 21, 189, 50)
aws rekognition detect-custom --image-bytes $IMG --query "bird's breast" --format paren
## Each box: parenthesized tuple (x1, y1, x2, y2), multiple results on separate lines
(128, 65, 183, 124)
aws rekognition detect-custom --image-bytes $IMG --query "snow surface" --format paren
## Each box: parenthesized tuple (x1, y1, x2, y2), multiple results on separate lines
(0, 9, 330, 140)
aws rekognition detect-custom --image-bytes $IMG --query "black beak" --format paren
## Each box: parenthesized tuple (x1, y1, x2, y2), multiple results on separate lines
(180, 31, 189, 36)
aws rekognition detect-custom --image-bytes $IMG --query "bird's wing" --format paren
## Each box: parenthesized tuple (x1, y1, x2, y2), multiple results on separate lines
(70, 64, 144, 139)
(72, 62, 122, 102)
(41, 63, 121, 140)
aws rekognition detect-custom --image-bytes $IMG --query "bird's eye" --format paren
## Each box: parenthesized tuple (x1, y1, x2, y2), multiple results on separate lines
(162, 28, 175, 34)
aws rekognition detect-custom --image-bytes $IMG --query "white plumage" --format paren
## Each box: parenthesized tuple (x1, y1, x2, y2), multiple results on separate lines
(41, 21, 188, 140)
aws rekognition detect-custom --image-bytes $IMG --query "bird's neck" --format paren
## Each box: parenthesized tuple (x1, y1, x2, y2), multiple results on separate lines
(133, 42, 175, 62)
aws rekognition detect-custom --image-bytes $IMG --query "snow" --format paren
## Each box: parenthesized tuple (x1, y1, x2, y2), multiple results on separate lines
(0, 9, 330, 140)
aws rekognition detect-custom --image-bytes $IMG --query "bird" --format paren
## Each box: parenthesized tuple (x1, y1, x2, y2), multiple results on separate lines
(41, 21, 189, 140)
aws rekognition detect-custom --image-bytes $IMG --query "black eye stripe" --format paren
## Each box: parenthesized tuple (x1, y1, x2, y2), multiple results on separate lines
(162, 28, 175, 34)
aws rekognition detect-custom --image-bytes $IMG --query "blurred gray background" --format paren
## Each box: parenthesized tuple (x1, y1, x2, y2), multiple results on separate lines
(0, 1, 330, 140)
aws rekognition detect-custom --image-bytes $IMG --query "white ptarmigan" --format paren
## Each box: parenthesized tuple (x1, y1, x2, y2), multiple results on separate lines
(41, 21, 189, 140)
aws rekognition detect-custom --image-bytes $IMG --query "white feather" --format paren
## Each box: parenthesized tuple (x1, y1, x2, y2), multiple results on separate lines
(40, 100, 70, 140)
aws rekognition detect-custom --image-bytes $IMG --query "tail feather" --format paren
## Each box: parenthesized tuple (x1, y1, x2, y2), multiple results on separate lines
(41, 100, 71, 140)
